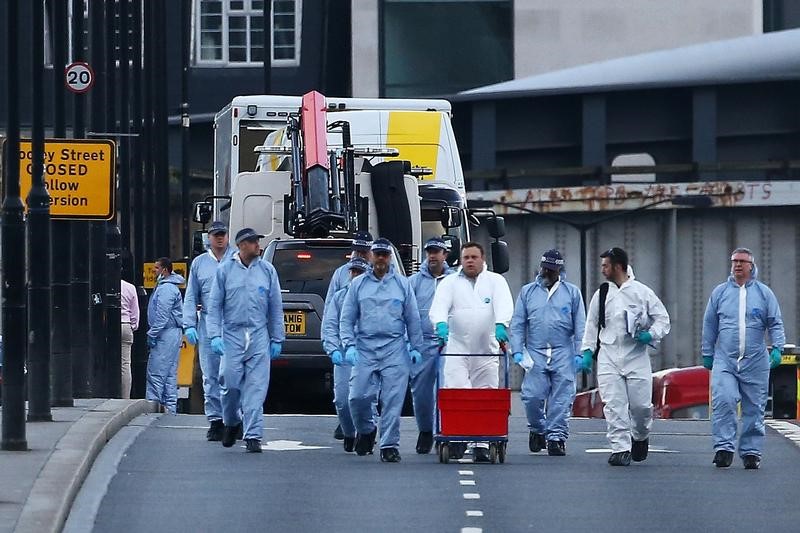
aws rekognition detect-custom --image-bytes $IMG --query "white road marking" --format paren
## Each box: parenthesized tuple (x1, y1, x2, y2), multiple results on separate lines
(458, 470, 474, 476)
(460, 480, 476, 486)
(253, 440, 330, 451)
(463, 493, 481, 500)
(466, 510, 484, 517)
(461, 528, 482, 533)
(767, 420, 800, 450)
(585, 447, 680, 454)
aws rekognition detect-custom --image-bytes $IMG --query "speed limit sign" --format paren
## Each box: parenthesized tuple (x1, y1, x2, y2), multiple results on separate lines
(64, 61, 95, 94)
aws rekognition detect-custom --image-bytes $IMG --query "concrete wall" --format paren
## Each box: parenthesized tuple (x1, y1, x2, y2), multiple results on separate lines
(514, 0, 762, 78)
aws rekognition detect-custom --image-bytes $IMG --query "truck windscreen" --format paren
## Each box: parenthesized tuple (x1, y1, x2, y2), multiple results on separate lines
(271, 247, 352, 298)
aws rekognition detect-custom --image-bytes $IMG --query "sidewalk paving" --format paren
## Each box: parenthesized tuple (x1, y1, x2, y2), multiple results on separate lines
(0, 399, 156, 533)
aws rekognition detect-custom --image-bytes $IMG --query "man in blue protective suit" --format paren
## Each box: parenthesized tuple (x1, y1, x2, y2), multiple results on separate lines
(321, 256, 369, 453)
(702, 247, 784, 470)
(324, 230, 372, 440)
(408, 237, 454, 454)
(340, 238, 424, 463)
(182, 221, 236, 441)
(146, 258, 185, 414)
(207, 228, 285, 453)
(510, 249, 586, 456)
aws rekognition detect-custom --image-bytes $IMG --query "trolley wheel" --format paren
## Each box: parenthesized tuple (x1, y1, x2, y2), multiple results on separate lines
(441, 443, 450, 464)
(489, 443, 498, 464)
(498, 442, 506, 464)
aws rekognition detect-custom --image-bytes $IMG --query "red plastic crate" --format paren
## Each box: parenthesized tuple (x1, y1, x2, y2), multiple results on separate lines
(438, 388, 511, 437)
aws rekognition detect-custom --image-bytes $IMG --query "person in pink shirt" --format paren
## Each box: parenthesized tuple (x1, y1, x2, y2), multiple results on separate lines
(121, 279, 140, 399)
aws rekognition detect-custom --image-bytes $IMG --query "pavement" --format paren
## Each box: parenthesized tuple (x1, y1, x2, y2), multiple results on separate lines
(0, 399, 156, 533)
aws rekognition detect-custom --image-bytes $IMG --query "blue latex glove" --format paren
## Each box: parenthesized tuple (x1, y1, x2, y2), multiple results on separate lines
(574, 354, 583, 372)
(270, 342, 282, 360)
(495, 323, 509, 343)
(211, 336, 225, 355)
(770, 347, 782, 369)
(184, 327, 198, 345)
(581, 349, 593, 373)
(331, 350, 343, 366)
(512, 352, 523, 364)
(345, 345, 358, 365)
(409, 349, 422, 364)
(702, 355, 713, 370)
(635, 330, 653, 344)
(147, 336, 157, 349)
(435, 322, 449, 346)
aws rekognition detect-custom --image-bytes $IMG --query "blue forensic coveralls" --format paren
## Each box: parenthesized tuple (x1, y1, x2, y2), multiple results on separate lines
(146, 272, 185, 414)
(702, 269, 785, 458)
(511, 273, 586, 442)
(183, 247, 236, 423)
(408, 260, 454, 434)
(324, 263, 351, 310)
(207, 253, 285, 440)
(340, 266, 424, 450)
(322, 284, 357, 439)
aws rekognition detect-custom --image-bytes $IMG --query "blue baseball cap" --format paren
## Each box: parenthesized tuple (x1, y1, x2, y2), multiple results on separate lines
(235, 227, 265, 245)
(424, 238, 448, 251)
(347, 257, 369, 272)
(540, 249, 565, 270)
(370, 238, 393, 254)
(208, 221, 228, 235)
(352, 230, 373, 251)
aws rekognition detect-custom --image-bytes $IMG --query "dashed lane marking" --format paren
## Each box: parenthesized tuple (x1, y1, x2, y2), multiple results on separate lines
(466, 511, 484, 517)
(463, 493, 480, 500)
(460, 480, 476, 486)
(461, 528, 482, 533)
(767, 420, 800, 450)
(458, 470, 474, 475)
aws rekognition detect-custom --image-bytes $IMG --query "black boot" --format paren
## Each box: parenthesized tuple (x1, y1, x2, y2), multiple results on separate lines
(473, 447, 491, 463)
(743, 454, 760, 470)
(380, 447, 401, 462)
(343, 436, 356, 453)
(416, 431, 434, 454)
(222, 423, 242, 448)
(245, 439, 262, 453)
(333, 423, 344, 440)
(608, 451, 631, 466)
(355, 429, 377, 456)
(547, 440, 566, 456)
(449, 442, 467, 459)
(631, 438, 649, 462)
(529, 432, 546, 453)
(235, 424, 243, 440)
(206, 420, 224, 442)
(713, 450, 734, 468)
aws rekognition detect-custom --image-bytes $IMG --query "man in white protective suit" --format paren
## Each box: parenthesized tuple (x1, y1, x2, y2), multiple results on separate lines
(580, 247, 670, 466)
(429, 241, 514, 462)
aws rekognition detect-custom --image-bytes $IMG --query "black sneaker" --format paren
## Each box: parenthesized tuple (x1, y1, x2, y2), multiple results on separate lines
(380, 447, 401, 462)
(245, 439, 262, 453)
(222, 423, 242, 448)
(713, 450, 734, 468)
(473, 447, 491, 463)
(355, 429, 377, 456)
(333, 423, 344, 440)
(449, 442, 467, 459)
(631, 438, 649, 462)
(343, 436, 355, 453)
(608, 451, 631, 466)
(529, 432, 546, 453)
(416, 431, 434, 454)
(743, 454, 761, 470)
(206, 420, 224, 442)
(547, 440, 566, 456)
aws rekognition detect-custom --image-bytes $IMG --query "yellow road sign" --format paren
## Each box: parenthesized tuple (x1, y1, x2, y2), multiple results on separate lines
(16, 139, 115, 220)
(143, 262, 188, 289)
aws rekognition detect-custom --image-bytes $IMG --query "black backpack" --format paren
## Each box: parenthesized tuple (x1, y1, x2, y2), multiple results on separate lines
(594, 282, 609, 360)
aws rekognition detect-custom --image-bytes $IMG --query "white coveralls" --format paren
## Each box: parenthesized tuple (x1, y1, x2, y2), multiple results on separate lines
(581, 267, 670, 453)
(429, 264, 514, 389)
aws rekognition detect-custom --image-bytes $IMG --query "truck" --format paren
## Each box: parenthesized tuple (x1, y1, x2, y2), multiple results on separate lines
(192, 91, 508, 409)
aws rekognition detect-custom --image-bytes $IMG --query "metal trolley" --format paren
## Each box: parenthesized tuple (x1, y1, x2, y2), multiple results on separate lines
(434, 351, 511, 464)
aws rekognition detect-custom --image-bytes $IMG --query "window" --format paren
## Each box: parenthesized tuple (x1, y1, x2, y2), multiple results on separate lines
(381, 0, 513, 96)
(196, 0, 301, 66)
